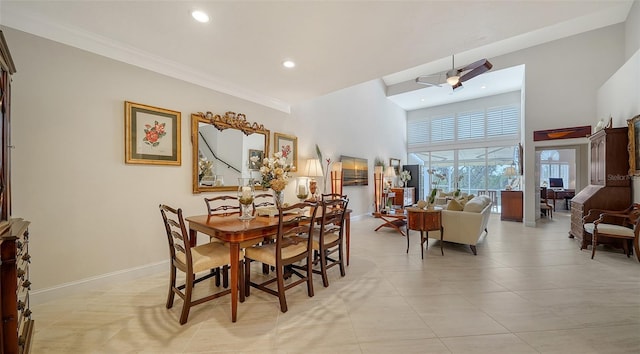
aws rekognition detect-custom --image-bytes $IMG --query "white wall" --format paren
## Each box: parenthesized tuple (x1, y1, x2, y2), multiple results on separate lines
(3, 26, 406, 299)
(597, 1, 640, 204)
(3, 27, 285, 293)
(291, 80, 407, 215)
(487, 24, 626, 225)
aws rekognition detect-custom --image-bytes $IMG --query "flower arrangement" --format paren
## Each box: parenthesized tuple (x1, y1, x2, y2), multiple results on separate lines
(400, 170, 411, 184)
(256, 151, 292, 192)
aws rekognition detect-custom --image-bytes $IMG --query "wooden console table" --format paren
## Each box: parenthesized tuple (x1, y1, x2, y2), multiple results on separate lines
(406, 207, 443, 259)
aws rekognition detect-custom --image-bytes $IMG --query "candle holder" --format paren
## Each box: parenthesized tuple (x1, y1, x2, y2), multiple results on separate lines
(237, 178, 255, 220)
(296, 178, 309, 202)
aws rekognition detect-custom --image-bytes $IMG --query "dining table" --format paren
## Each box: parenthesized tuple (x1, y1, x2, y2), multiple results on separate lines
(186, 207, 351, 322)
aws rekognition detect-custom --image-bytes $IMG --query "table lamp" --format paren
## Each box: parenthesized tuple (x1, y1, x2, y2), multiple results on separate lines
(504, 163, 517, 190)
(384, 166, 396, 190)
(331, 161, 343, 196)
(305, 158, 323, 201)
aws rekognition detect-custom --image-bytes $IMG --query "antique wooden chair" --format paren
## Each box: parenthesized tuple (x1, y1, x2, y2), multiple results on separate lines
(244, 201, 318, 313)
(540, 187, 553, 218)
(310, 194, 349, 287)
(582, 203, 640, 262)
(204, 195, 241, 216)
(159, 204, 243, 325)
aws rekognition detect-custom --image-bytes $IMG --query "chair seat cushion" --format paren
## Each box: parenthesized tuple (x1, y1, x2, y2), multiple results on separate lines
(177, 242, 239, 274)
(245, 236, 308, 266)
(310, 232, 340, 250)
(584, 223, 634, 238)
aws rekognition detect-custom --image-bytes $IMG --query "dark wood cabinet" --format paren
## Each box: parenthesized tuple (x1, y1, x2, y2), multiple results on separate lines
(390, 187, 415, 207)
(0, 30, 33, 353)
(570, 127, 631, 248)
(501, 190, 523, 222)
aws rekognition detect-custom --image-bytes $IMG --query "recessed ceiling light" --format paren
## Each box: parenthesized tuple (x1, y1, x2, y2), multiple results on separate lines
(480, 85, 487, 89)
(282, 60, 296, 68)
(191, 10, 209, 23)
(420, 98, 425, 102)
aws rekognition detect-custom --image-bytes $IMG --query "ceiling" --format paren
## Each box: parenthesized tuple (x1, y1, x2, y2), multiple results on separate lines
(0, 1, 634, 112)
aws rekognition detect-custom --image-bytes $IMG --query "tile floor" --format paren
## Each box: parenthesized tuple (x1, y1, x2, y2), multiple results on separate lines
(32, 211, 640, 353)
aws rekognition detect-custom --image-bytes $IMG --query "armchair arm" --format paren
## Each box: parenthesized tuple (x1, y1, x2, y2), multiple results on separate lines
(583, 207, 633, 223)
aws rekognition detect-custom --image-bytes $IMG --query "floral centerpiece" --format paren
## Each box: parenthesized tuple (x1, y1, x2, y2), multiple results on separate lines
(255, 151, 292, 206)
(399, 170, 411, 186)
(427, 169, 446, 206)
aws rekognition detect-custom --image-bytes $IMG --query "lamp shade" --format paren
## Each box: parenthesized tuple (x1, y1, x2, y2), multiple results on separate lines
(384, 166, 396, 178)
(305, 158, 323, 177)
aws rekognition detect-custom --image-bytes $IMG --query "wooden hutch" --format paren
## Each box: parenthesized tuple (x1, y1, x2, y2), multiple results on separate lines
(0, 30, 34, 353)
(570, 127, 631, 249)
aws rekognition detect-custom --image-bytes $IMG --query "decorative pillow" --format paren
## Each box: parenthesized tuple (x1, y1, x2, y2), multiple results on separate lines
(467, 194, 475, 200)
(463, 196, 488, 213)
(447, 198, 464, 211)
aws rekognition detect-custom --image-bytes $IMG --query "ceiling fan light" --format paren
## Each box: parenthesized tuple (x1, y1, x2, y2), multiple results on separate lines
(446, 75, 459, 86)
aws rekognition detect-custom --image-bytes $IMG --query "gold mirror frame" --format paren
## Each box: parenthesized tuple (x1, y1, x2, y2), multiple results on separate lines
(627, 114, 640, 176)
(192, 111, 270, 193)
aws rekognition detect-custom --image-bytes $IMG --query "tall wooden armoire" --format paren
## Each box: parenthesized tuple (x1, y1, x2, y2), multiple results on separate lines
(569, 127, 631, 249)
(0, 30, 34, 353)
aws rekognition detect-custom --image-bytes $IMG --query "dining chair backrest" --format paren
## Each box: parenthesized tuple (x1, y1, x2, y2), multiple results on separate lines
(319, 194, 349, 236)
(253, 192, 275, 209)
(275, 201, 318, 260)
(204, 195, 241, 216)
(159, 204, 192, 272)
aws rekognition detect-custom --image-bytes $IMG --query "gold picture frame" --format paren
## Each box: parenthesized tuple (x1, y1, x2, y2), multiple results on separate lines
(389, 158, 401, 175)
(125, 101, 181, 165)
(627, 114, 640, 176)
(273, 132, 298, 172)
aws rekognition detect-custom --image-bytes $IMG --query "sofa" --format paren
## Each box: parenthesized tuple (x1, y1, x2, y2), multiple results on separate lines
(427, 195, 492, 255)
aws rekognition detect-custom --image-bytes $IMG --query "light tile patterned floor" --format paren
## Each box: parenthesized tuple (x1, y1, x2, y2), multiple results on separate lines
(32, 212, 640, 353)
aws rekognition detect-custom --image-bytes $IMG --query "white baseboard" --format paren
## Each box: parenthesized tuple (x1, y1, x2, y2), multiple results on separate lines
(30, 260, 168, 305)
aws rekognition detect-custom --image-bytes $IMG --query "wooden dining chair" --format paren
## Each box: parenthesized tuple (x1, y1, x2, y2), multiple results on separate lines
(311, 194, 349, 287)
(204, 195, 241, 216)
(244, 201, 318, 313)
(159, 204, 244, 325)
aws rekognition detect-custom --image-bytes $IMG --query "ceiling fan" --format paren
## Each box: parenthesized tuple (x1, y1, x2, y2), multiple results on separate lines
(415, 55, 493, 91)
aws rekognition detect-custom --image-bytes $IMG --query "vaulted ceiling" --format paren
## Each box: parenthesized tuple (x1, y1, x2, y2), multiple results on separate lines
(0, 1, 634, 112)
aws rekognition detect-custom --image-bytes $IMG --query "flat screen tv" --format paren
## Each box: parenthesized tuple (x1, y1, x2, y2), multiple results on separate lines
(549, 178, 564, 188)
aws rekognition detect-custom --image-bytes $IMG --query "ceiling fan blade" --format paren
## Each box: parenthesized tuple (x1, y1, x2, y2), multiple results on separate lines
(415, 75, 443, 87)
(452, 81, 463, 91)
(459, 59, 492, 82)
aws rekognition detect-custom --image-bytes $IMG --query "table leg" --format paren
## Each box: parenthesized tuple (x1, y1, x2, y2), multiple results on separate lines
(345, 216, 351, 266)
(229, 242, 240, 322)
(406, 229, 410, 253)
(440, 226, 444, 256)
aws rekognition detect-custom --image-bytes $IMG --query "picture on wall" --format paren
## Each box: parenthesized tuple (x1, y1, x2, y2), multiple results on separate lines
(125, 101, 181, 165)
(248, 149, 263, 170)
(341, 156, 368, 186)
(274, 132, 298, 172)
(389, 158, 401, 175)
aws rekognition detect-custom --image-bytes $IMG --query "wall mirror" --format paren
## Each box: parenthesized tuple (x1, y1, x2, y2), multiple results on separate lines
(192, 111, 270, 193)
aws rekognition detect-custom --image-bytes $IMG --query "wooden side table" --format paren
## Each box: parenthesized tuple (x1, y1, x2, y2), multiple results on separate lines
(406, 207, 443, 258)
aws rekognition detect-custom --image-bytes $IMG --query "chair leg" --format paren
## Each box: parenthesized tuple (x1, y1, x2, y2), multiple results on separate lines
(591, 231, 598, 259)
(634, 236, 640, 263)
(470, 245, 477, 255)
(166, 265, 176, 309)
(338, 242, 346, 277)
(214, 267, 221, 287)
(239, 260, 245, 303)
(306, 251, 315, 297)
(179, 271, 194, 325)
(222, 265, 229, 288)
(244, 258, 251, 297)
(319, 248, 329, 288)
(276, 265, 288, 313)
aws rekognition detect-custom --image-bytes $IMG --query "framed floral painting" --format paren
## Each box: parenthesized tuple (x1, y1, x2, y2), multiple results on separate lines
(273, 132, 298, 172)
(125, 101, 181, 165)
